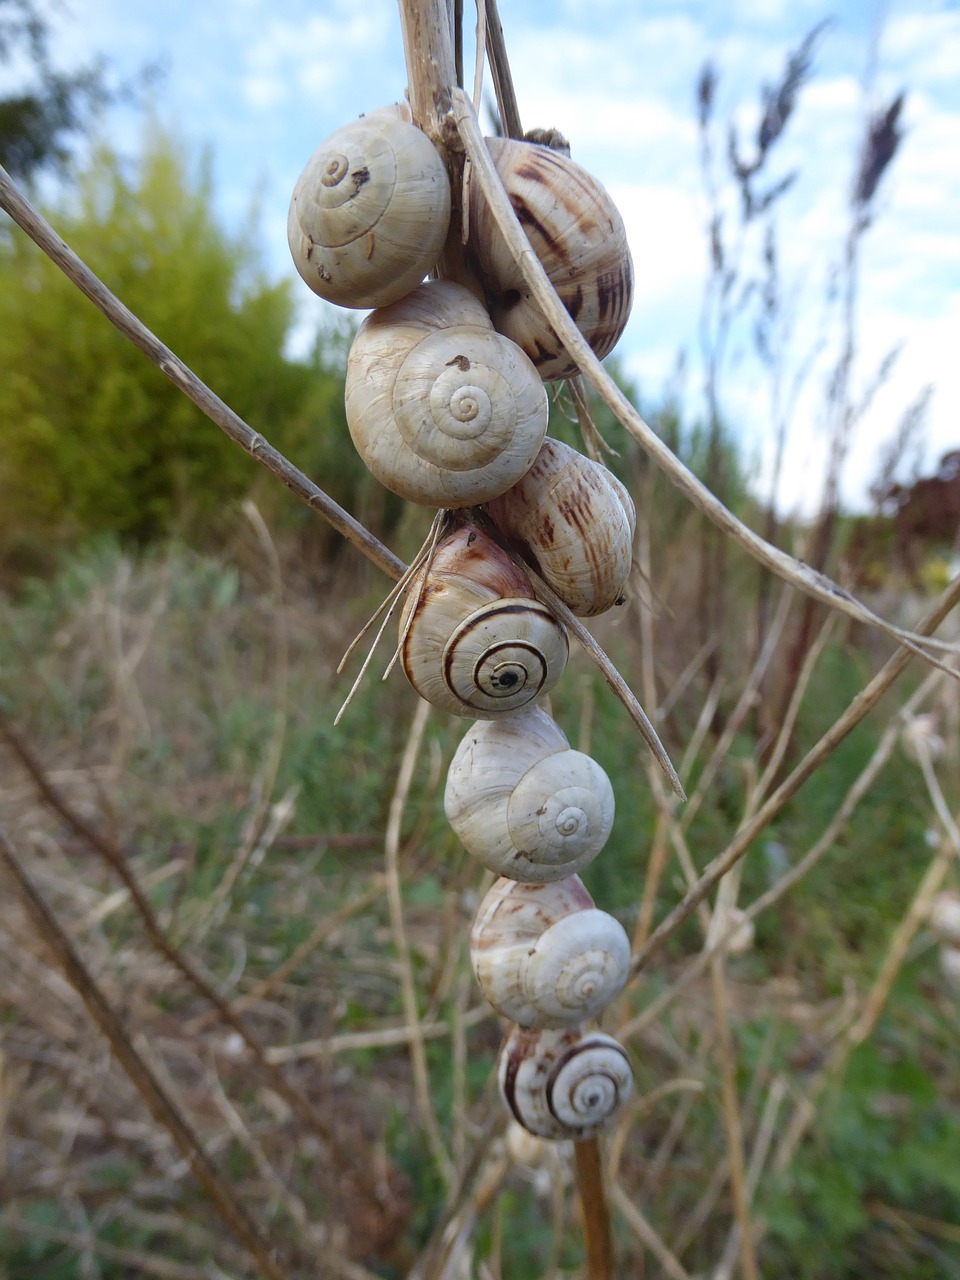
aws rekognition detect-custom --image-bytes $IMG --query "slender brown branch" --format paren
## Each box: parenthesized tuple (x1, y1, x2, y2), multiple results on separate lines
(575, 1137, 614, 1280)
(483, 0, 523, 138)
(384, 697, 456, 1186)
(0, 165, 406, 585)
(707, 957, 759, 1280)
(528, 568, 685, 799)
(0, 823, 287, 1280)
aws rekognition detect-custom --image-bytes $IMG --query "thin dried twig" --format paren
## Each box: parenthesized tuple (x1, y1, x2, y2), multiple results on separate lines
(0, 823, 287, 1280)
(265, 1005, 492, 1063)
(483, 0, 522, 139)
(610, 1183, 692, 1280)
(384, 697, 456, 1187)
(575, 1137, 615, 1280)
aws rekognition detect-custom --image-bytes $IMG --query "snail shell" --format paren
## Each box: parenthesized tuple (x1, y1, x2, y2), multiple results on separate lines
(930, 891, 960, 948)
(487, 437, 636, 616)
(467, 137, 634, 381)
(470, 876, 630, 1027)
(399, 527, 568, 718)
(345, 281, 549, 507)
(288, 104, 451, 309)
(444, 704, 614, 880)
(498, 1024, 633, 1140)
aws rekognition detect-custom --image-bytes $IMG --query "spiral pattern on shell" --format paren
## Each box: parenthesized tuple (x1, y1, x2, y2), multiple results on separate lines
(288, 105, 451, 309)
(467, 137, 634, 381)
(445, 705, 614, 879)
(487, 437, 637, 616)
(470, 877, 630, 1027)
(400, 527, 568, 718)
(498, 1025, 633, 1140)
(345, 281, 549, 507)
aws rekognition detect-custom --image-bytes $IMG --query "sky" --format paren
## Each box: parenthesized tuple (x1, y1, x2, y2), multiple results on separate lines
(16, 0, 960, 516)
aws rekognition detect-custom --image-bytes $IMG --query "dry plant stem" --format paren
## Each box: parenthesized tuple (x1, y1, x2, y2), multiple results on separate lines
(0, 710, 386, 1205)
(712, 608, 837, 933)
(470, 0, 487, 111)
(190, 501, 290, 941)
(677, 585, 793, 838)
(265, 1004, 491, 1062)
(707, 957, 759, 1280)
(622, 668, 938, 1041)
(407, 1106, 506, 1280)
(483, 0, 522, 138)
(192, 876, 387, 1025)
(0, 165, 406, 585)
(0, 824, 287, 1280)
(714, 1077, 789, 1280)
(384, 697, 456, 1186)
(574, 1137, 615, 1280)
(605, 1080, 705, 1186)
(753, 611, 839, 804)
(209, 1071, 311, 1237)
(527, 567, 685, 799)
(774, 816, 955, 1176)
(451, 90, 957, 668)
(628, 572, 960, 978)
(610, 1183, 691, 1280)
(398, 0, 456, 131)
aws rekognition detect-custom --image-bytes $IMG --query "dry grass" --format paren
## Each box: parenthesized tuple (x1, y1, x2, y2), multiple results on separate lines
(0, 532, 957, 1278)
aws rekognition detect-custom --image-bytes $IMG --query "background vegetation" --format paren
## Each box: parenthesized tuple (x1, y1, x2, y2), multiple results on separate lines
(0, 9, 958, 1279)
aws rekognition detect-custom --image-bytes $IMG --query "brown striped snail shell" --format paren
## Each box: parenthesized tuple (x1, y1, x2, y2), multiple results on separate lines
(498, 1023, 633, 1140)
(288, 104, 451, 309)
(470, 876, 630, 1027)
(487, 437, 636, 616)
(344, 281, 549, 507)
(444, 704, 614, 880)
(399, 526, 568, 718)
(467, 137, 634, 381)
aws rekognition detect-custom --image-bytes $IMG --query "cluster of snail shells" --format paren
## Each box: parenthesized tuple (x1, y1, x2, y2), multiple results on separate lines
(289, 105, 634, 507)
(930, 890, 960, 990)
(287, 104, 637, 1141)
(446, 705, 634, 1141)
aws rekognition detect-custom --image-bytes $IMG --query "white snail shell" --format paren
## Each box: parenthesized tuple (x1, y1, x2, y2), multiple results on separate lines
(288, 104, 451, 309)
(467, 137, 634, 381)
(400, 527, 568, 718)
(498, 1024, 633, 1140)
(444, 704, 614, 880)
(487, 437, 636, 616)
(345, 281, 549, 507)
(470, 876, 630, 1027)
(930, 890, 960, 948)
